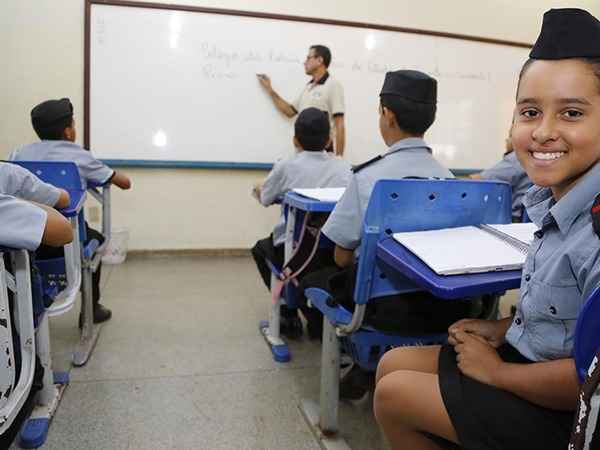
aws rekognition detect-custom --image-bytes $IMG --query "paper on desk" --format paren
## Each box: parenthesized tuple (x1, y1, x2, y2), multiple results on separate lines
(293, 187, 346, 202)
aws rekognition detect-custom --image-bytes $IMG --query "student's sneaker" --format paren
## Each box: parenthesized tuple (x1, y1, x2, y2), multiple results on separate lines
(280, 315, 303, 339)
(78, 304, 112, 328)
(339, 364, 375, 401)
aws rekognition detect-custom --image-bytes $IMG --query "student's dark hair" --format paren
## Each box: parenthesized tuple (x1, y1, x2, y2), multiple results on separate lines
(295, 110, 330, 151)
(517, 57, 600, 96)
(310, 45, 332, 68)
(380, 96, 436, 135)
(33, 117, 73, 141)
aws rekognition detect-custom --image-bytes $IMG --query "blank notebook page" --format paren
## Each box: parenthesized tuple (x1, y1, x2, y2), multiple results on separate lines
(392, 226, 527, 276)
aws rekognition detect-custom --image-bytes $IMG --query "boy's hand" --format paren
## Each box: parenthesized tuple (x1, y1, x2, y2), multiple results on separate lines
(448, 318, 507, 348)
(453, 330, 504, 387)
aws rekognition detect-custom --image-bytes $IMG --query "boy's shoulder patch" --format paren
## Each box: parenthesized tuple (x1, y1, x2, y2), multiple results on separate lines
(592, 193, 600, 238)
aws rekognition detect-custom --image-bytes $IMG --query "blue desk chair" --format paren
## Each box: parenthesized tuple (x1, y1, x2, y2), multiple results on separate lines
(260, 195, 336, 362)
(301, 179, 513, 448)
(12, 161, 103, 367)
(566, 285, 600, 450)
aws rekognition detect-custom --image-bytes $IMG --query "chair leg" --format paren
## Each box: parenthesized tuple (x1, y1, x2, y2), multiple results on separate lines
(319, 317, 340, 433)
(259, 273, 291, 363)
(72, 265, 101, 367)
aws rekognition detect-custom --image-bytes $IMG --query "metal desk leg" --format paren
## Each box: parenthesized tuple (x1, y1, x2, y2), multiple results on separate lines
(72, 260, 101, 367)
(300, 317, 350, 449)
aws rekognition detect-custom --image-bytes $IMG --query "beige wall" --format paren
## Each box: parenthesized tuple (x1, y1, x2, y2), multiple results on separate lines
(2, 0, 599, 250)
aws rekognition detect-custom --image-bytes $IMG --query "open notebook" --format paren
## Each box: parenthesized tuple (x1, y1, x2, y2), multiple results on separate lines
(293, 188, 346, 202)
(392, 222, 538, 276)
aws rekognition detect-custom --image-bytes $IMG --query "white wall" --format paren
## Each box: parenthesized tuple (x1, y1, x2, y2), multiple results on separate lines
(2, 0, 599, 250)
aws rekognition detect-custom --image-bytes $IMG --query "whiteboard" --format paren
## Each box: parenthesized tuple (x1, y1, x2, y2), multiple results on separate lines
(88, 3, 530, 169)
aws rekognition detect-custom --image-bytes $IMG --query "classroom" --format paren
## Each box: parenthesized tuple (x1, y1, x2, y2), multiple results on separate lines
(2, 0, 600, 449)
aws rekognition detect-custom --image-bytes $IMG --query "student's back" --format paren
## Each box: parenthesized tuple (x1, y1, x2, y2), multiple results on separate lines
(10, 140, 113, 189)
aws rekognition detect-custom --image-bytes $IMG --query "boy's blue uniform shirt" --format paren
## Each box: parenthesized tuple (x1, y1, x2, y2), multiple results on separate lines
(260, 150, 351, 246)
(506, 163, 600, 361)
(10, 141, 114, 189)
(480, 152, 531, 219)
(0, 162, 61, 206)
(321, 137, 453, 251)
(0, 194, 47, 251)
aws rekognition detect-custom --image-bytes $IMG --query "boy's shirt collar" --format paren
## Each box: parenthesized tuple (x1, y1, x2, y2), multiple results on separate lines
(525, 163, 600, 235)
(386, 137, 431, 155)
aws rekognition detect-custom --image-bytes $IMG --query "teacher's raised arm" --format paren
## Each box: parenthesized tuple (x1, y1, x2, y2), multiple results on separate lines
(257, 45, 346, 156)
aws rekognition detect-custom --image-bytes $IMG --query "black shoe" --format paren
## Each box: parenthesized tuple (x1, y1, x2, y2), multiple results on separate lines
(280, 316, 303, 340)
(339, 365, 374, 400)
(79, 304, 112, 328)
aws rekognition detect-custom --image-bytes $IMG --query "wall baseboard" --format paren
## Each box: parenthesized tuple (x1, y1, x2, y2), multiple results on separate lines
(128, 248, 251, 258)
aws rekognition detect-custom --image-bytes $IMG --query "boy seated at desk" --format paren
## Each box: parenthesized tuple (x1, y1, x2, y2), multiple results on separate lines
(10, 98, 132, 324)
(300, 70, 476, 398)
(252, 107, 351, 339)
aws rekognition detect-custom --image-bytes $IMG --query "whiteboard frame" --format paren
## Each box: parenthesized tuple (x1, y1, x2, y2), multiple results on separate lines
(84, 0, 531, 170)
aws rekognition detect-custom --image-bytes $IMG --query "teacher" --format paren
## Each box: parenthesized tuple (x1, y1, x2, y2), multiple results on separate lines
(258, 45, 346, 156)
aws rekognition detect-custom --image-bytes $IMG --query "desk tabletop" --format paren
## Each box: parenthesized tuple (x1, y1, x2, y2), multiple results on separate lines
(377, 237, 522, 299)
(59, 190, 87, 218)
(283, 192, 338, 213)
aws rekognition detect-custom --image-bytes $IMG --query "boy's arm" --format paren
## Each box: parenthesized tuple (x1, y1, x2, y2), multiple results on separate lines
(334, 245, 354, 268)
(55, 189, 71, 209)
(39, 204, 73, 247)
(110, 171, 131, 190)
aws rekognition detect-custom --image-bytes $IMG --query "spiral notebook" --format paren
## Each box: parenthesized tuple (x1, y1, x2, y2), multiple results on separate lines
(392, 222, 538, 276)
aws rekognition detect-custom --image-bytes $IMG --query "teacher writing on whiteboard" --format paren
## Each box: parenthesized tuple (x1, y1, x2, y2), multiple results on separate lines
(257, 45, 346, 156)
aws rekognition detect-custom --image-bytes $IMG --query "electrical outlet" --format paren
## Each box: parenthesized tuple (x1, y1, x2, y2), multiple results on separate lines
(88, 206, 100, 223)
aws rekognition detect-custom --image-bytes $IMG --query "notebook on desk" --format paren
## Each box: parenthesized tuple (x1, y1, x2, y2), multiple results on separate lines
(292, 188, 346, 202)
(392, 222, 538, 276)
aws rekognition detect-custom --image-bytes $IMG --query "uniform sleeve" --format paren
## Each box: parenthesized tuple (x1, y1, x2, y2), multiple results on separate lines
(328, 80, 345, 116)
(321, 175, 362, 250)
(260, 161, 286, 206)
(0, 195, 47, 251)
(0, 163, 61, 206)
(75, 150, 115, 185)
(479, 155, 518, 185)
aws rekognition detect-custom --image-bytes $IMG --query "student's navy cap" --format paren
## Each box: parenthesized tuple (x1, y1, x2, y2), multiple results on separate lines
(530, 9, 600, 59)
(294, 107, 330, 138)
(31, 98, 73, 130)
(380, 70, 437, 105)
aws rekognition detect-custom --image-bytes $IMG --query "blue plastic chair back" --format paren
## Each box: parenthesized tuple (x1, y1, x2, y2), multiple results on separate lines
(354, 179, 512, 305)
(10, 161, 83, 191)
(574, 284, 600, 383)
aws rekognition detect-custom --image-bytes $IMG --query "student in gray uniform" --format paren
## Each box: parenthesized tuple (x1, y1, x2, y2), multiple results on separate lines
(374, 9, 600, 450)
(0, 162, 70, 209)
(11, 98, 132, 324)
(471, 132, 532, 221)
(251, 107, 351, 338)
(0, 194, 72, 251)
(300, 70, 475, 397)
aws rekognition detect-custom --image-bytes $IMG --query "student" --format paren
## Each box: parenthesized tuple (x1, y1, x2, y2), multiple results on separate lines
(10, 98, 132, 323)
(373, 9, 600, 450)
(0, 194, 72, 251)
(252, 107, 351, 338)
(0, 161, 70, 209)
(300, 70, 474, 398)
(470, 129, 531, 221)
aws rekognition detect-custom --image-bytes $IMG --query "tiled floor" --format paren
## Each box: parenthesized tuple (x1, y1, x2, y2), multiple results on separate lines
(11, 255, 393, 450)
(10, 255, 521, 450)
